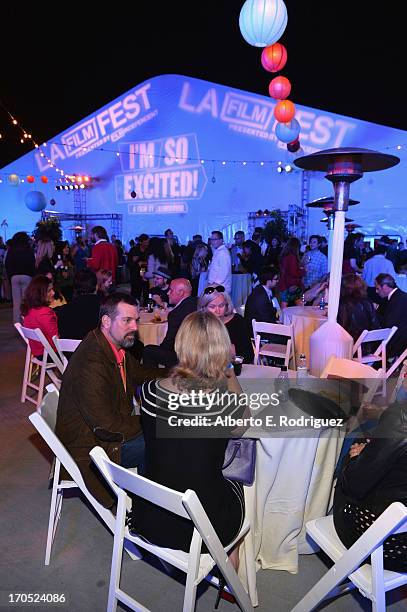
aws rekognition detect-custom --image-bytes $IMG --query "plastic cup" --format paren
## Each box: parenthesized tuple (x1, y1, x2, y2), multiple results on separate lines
(232, 356, 244, 376)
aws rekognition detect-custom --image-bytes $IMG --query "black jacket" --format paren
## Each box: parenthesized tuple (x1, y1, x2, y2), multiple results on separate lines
(337, 298, 380, 342)
(244, 284, 277, 338)
(55, 294, 101, 339)
(378, 289, 407, 358)
(160, 296, 197, 351)
(5, 248, 35, 279)
(334, 402, 407, 516)
(55, 328, 166, 507)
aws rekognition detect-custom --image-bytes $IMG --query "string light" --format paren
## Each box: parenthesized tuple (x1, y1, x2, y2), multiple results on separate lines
(0, 100, 76, 180)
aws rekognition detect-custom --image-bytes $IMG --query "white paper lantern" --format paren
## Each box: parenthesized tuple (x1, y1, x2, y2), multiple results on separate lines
(239, 0, 288, 47)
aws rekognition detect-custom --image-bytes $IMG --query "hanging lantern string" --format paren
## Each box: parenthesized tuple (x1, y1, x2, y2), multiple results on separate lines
(0, 99, 75, 178)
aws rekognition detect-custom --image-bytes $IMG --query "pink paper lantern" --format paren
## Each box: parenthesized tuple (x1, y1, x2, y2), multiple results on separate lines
(268, 75, 291, 99)
(261, 42, 287, 72)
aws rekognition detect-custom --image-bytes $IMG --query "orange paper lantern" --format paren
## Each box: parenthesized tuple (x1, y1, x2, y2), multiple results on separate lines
(269, 76, 291, 100)
(261, 42, 287, 72)
(274, 99, 295, 123)
(27, 175, 35, 183)
(40, 175, 48, 184)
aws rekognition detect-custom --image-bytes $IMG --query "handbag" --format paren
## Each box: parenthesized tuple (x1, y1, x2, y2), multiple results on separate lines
(222, 438, 256, 486)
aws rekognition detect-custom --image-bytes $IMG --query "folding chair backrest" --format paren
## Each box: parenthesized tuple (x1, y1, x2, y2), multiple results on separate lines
(29, 412, 86, 487)
(90, 447, 190, 519)
(19, 325, 64, 373)
(321, 356, 382, 380)
(390, 360, 407, 404)
(353, 326, 398, 357)
(321, 356, 384, 402)
(38, 385, 60, 431)
(252, 319, 292, 338)
(291, 502, 407, 612)
(15, 322, 28, 344)
(53, 337, 81, 371)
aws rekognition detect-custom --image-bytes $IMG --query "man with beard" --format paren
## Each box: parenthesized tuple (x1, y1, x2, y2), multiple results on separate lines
(55, 293, 164, 508)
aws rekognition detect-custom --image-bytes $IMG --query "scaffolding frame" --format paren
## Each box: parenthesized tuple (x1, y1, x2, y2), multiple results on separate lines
(41, 211, 123, 241)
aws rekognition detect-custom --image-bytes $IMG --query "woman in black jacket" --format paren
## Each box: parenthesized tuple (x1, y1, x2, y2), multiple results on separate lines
(333, 393, 407, 572)
(5, 232, 35, 323)
(337, 273, 380, 343)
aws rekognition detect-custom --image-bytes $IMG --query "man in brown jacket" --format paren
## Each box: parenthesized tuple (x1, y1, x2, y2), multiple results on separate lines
(55, 292, 164, 508)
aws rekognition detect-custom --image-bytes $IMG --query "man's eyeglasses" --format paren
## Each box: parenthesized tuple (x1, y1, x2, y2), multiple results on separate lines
(203, 285, 225, 295)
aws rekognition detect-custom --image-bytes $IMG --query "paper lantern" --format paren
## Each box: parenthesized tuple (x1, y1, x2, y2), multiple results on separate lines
(40, 175, 49, 184)
(268, 75, 291, 99)
(287, 138, 300, 153)
(8, 173, 20, 186)
(261, 42, 287, 72)
(26, 175, 35, 183)
(275, 118, 301, 143)
(24, 191, 47, 212)
(239, 0, 288, 47)
(274, 99, 295, 122)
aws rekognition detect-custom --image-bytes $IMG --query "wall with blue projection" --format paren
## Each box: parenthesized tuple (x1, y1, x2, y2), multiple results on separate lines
(1, 74, 406, 244)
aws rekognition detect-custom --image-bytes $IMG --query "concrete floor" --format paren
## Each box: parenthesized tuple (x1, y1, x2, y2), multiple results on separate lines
(1, 303, 407, 612)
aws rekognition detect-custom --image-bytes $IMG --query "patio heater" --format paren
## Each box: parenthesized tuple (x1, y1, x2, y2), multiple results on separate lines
(295, 147, 399, 375)
(306, 196, 358, 272)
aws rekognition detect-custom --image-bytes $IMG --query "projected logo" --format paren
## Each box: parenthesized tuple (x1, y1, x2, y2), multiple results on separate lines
(179, 81, 356, 151)
(115, 133, 207, 213)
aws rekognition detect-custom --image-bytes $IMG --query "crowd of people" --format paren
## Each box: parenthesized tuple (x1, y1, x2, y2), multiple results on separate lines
(4, 221, 407, 583)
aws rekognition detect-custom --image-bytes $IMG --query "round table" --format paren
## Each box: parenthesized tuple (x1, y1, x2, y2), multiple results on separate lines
(137, 310, 168, 346)
(281, 306, 327, 367)
(231, 273, 252, 308)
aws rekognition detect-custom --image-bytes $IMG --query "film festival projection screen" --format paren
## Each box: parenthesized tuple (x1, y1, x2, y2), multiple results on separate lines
(2, 74, 405, 242)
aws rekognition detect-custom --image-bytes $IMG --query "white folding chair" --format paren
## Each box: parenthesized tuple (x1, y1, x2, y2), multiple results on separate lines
(353, 326, 397, 395)
(252, 319, 296, 369)
(15, 323, 63, 410)
(386, 347, 407, 380)
(321, 356, 384, 403)
(291, 502, 407, 612)
(390, 359, 407, 404)
(90, 446, 255, 612)
(28, 412, 140, 566)
(53, 336, 81, 371)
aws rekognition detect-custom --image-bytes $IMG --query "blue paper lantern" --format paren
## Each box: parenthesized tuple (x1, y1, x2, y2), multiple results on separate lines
(275, 118, 301, 143)
(239, 0, 288, 47)
(24, 191, 47, 212)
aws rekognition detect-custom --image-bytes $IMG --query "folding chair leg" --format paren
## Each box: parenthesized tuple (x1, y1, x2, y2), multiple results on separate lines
(21, 350, 31, 403)
(107, 495, 127, 612)
(183, 531, 201, 612)
(36, 362, 47, 411)
(371, 546, 386, 612)
(45, 461, 63, 565)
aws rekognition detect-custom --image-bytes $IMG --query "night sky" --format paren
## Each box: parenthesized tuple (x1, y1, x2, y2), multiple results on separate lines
(1, 1, 404, 169)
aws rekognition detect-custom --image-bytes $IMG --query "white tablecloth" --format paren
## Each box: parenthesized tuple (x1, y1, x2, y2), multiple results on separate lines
(281, 306, 327, 366)
(239, 430, 343, 588)
(231, 273, 252, 308)
(236, 369, 343, 605)
(137, 311, 168, 346)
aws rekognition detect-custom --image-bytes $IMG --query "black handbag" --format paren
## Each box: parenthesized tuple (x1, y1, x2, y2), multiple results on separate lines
(222, 438, 256, 486)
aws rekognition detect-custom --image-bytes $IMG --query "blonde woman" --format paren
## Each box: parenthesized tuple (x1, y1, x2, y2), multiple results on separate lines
(199, 284, 254, 363)
(131, 311, 245, 582)
(35, 239, 55, 275)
